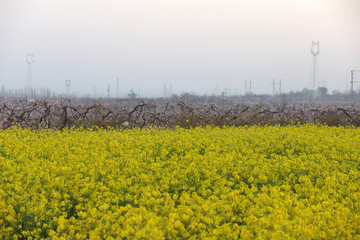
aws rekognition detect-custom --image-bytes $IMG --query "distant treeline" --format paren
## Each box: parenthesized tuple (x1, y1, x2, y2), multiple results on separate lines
(1, 86, 360, 103)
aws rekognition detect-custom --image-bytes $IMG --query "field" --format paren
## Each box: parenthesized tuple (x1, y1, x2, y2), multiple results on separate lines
(1, 125, 360, 239)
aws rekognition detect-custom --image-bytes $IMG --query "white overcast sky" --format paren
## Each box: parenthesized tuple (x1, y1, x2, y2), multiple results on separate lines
(0, 0, 359, 97)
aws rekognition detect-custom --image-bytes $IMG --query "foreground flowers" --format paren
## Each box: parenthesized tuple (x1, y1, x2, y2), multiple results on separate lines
(1, 125, 360, 239)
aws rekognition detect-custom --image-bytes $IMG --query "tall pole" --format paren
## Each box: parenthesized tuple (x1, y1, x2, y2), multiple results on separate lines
(273, 79, 275, 97)
(244, 80, 247, 96)
(107, 85, 111, 105)
(351, 70, 354, 102)
(116, 78, 119, 99)
(273, 79, 282, 96)
(65, 79, 71, 98)
(26, 54, 35, 98)
(351, 70, 360, 103)
(310, 41, 320, 99)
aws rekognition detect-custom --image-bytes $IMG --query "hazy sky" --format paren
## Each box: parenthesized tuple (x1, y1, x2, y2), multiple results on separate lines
(1, 0, 359, 97)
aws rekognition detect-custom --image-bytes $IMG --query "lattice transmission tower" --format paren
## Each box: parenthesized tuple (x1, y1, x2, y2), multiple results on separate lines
(26, 54, 35, 98)
(273, 79, 282, 96)
(310, 41, 320, 98)
(65, 79, 71, 98)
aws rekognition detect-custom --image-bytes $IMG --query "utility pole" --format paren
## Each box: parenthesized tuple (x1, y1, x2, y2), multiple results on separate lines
(244, 80, 252, 96)
(107, 85, 111, 105)
(116, 78, 119, 99)
(249, 80, 252, 95)
(244, 80, 247, 96)
(351, 70, 360, 103)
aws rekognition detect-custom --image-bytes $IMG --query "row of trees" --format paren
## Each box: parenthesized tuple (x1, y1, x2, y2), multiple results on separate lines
(1, 98, 360, 130)
(1, 85, 360, 103)
(0, 86, 70, 99)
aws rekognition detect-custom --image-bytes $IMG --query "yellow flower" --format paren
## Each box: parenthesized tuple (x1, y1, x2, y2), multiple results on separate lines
(0, 125, 360, 239)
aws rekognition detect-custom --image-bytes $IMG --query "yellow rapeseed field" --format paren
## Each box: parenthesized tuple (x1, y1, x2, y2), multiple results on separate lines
(1, 125, 360, 239)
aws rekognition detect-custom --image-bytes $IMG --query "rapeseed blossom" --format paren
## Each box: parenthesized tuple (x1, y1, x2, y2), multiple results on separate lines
(0, 125, 360, 239)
